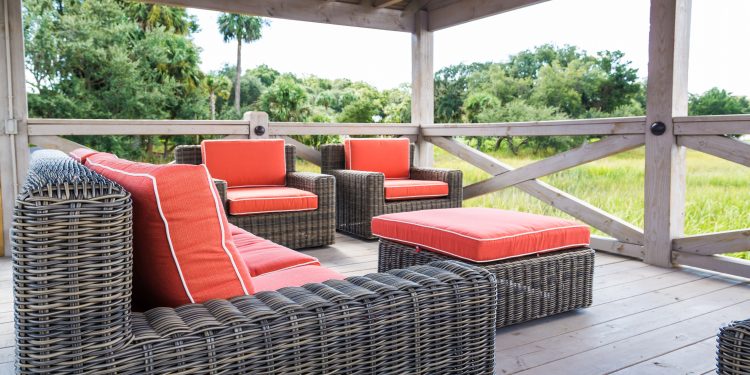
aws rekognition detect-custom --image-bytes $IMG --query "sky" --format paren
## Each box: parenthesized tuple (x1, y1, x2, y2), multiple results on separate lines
(189, 0, 750, 96)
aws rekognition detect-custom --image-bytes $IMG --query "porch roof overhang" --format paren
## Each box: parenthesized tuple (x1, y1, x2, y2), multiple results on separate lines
(142, 0, 549, 32)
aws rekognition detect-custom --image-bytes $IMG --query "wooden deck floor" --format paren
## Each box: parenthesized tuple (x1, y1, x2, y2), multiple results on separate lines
(0, 234, 747, 374)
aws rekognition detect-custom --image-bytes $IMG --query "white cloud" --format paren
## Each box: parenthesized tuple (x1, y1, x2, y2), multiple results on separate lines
(190, 0, 750, 96)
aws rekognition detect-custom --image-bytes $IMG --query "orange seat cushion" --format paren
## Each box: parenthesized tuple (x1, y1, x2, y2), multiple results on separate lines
(384, 179, 449, 201)
(201, 139, 286, 187)
(344, 138, 410, 179)
(253, 265, 346, 292)
(228, 224, 319, 276)
(86, 154, 255, 310)
(372, 208, 590, 262)
(226, 186, 318, 215)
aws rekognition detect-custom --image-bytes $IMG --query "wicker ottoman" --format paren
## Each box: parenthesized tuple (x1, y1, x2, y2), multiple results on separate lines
(373, 208, 595, 328)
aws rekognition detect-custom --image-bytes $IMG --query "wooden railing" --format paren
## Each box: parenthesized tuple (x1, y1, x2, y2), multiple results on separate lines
(24, 113, 750, 279)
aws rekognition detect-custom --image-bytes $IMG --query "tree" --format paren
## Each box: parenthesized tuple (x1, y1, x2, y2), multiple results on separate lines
(689, 88, 750, 116)
(259, 75, 309, 122)
(217, 14, 268, 113)
(122, 2, 198, 34)
(202, 74, 232, 120)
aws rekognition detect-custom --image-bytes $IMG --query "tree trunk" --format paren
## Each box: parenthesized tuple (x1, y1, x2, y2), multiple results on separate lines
(234, 40, 241, 113)
(210, 92, 216, 120)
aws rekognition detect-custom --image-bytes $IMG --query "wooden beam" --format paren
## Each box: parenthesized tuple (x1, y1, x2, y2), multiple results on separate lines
(271, 123, 420, 135)
(141, 0, 415, 32)
(677, 135, 750, 168)
(428, 0, 548, 31)
(401, 0, 433, 19)
(463, 135, 645, 199)
(643, 0, 691, 267)
(673, 252, 750, 279)
(28, 120, 250, 136)
(428, 136, 644, 244)
(422, 117, 646, 136)
(590, 235, 645, 260)
(282, 136, 322, 166)
(28, 136, 87, 153)
(411, 10, 434, 167)
(674, 114, 750, 135)
(673, 229, 750, 256)
(373, 0, 402, 9)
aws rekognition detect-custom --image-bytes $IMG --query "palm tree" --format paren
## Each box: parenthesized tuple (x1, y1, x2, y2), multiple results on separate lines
(123, 3, 197, 35)
(217, 14, 268, 113)
(202, 74, 233, 120)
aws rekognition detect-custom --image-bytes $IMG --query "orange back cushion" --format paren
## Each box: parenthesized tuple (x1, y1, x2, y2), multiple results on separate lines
(69, 148, 99, 164)
(344, 138, 410, 179)
(86, 154, 255, 310)
(201, 139, 286, 187)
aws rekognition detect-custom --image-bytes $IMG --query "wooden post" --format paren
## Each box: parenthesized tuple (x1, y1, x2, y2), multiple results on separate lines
(644, 0, 691, 267)
(244, 111, 270, 139)
(0, 0, 29, 256)
(411, 10, 434, 167)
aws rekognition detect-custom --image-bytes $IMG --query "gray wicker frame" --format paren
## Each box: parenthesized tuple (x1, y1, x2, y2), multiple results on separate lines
(321, 143, 463, 239)
(13, 151, 498, 374)
(378, 239, 594, 328)
(717, 318, 750, 374)
(175, 144, 335, 249)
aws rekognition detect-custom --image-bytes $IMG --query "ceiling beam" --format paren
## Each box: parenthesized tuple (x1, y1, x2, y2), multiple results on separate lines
(428, 0, 548, 31)
(401, 0, 433, 20)
(141, 0, 414, 32)
(373, 0, 403, 8)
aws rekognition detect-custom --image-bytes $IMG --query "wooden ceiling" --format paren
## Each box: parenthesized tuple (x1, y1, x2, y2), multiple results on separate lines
(144, 0, 548, 32)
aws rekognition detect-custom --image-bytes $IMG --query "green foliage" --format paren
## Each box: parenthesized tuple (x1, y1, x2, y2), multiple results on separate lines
(23, 2, 750, 160)
(689, 88, 750, 116)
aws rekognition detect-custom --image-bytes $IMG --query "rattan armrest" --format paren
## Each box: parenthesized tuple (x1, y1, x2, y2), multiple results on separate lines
(330, 168, 385, 201)
(410, 167, 463, 202)
(212, 178, 228, 205)
(286, 172, 334, 196)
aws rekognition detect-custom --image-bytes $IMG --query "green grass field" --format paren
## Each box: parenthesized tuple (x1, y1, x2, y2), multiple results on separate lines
(299, 144, 750, 260)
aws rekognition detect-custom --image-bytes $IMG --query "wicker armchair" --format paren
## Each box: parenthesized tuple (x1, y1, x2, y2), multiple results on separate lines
(717, 318, 750, 374)
(321, 143, 462, 239)
(175, 144, 334, 249)
(13, 151, 497, 374)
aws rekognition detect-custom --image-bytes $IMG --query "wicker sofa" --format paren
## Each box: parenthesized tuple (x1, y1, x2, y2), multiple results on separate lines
(321, 143, 463, 239)
(175, 143, 334, 249)
(13, 150, 498, 374)
(717, 318, 750, 374)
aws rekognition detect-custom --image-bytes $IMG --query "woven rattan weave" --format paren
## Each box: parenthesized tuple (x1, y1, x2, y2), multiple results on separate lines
(717, 319, 750, 374)
(175, 144, 335, 249)
(378, 239, 594, 328)
(13, 151, 498, 374)
(321, 143, 462, 239)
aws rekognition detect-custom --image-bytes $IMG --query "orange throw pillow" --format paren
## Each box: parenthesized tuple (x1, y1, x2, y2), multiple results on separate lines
(201, 139, 287, 187)
(344, 138, 410, 179)
(86, 155, 255, 310)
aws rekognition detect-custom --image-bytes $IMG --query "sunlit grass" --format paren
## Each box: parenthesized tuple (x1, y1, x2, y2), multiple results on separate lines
(299, 143, 750, 260)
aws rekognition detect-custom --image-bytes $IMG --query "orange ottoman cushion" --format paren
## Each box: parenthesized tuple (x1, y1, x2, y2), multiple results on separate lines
(69, 148, 99, 164)
(372, 208, 590, 262)
(384, 179, 449, 200)
(86, 154, 255, 309)
(344, 138, 410, 179)
(253, 265, 346, 292)
(228, 224, 320, 276)
(202, 139, 286, 187)
(226, 186, 318, 215)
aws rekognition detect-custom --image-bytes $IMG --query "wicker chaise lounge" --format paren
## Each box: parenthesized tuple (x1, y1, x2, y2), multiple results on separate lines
(717, 318, 750, 374)
(175, 141, 335, 249)
(321, 139, 462, 239)
(13, 151, 498, 374)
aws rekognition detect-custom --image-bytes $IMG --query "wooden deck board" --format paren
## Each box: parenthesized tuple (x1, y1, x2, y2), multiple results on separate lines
(0, 233, 743, 373)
